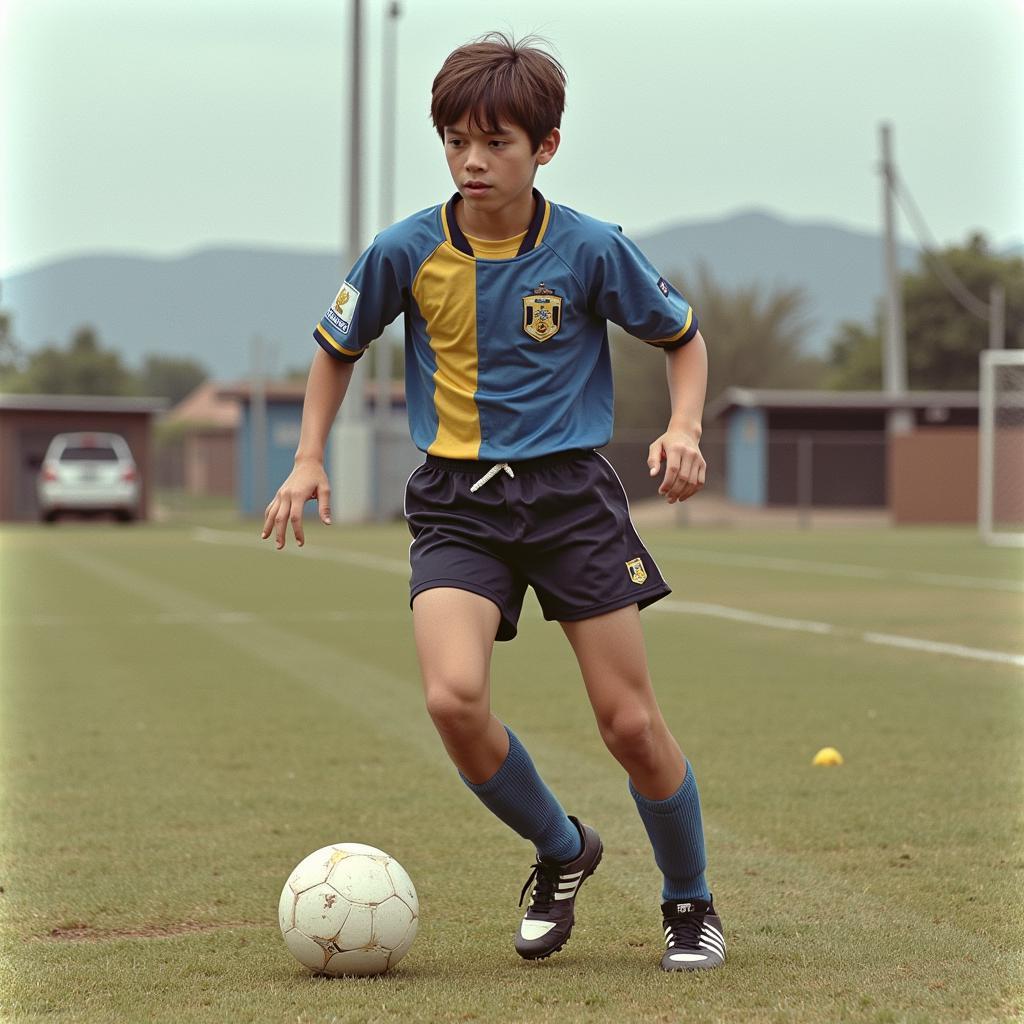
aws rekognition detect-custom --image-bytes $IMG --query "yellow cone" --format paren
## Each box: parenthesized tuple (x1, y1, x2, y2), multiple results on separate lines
(812, 746, 844, 766)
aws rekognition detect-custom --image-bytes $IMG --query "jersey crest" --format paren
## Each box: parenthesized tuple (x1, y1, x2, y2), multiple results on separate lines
(522, 284, 562, 342)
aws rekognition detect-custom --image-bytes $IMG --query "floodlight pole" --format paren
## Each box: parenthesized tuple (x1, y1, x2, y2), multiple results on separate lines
(880, 123, 912, 435)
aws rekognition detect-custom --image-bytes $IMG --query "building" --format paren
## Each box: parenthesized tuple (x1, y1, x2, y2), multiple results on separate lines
(160, 381, 240, 497)
(217, 379, 413, 519)
(0, 393, 166, 522)
(705, 388, 981, 521)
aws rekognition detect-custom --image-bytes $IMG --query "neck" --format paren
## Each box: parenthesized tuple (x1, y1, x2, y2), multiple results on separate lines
(456, 187, 536, 240)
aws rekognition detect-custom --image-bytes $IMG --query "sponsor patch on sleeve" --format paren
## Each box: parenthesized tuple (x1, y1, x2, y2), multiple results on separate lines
(657, 277, 670, 298)
(325, 281, 360, 335)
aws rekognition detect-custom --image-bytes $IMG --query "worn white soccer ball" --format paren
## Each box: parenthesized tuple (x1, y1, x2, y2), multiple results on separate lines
(278, 843, 418, 977)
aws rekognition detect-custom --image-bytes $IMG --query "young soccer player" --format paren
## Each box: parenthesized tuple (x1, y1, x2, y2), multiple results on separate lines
(261, 33, 726, 971)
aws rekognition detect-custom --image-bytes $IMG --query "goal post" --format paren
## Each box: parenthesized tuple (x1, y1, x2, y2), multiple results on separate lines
(978, 349, 1024, 547)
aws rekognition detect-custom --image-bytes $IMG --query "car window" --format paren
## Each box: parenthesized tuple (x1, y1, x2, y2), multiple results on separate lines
(59, 446, 120, 462)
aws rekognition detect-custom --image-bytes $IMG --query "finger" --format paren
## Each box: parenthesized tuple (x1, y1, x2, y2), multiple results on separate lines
(667, 452, 699, 503)
(261, 497, 280, 539)
(647, 442, 663, 477)
(274, 499, 292, 549)
(660, 449, 684, 496)
(318, 485, 332, 525)
(291, 499, 305, 547)
(675, 458, 706, 503)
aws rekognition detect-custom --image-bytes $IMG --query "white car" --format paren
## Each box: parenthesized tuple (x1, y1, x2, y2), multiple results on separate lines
(38, 432, 140, 522)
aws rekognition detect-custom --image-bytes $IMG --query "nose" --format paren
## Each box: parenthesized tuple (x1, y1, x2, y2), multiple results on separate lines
(464, 143, 488, 172)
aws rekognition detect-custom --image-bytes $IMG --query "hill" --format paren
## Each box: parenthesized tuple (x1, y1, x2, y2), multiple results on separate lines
(1, 210, 920, 379)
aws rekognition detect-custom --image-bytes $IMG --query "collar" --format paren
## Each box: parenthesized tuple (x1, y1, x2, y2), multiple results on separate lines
(442, 188, 551, 258)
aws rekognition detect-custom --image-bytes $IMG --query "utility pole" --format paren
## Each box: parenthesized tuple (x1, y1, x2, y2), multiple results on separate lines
(989, 283, 1005, 350)
(332, 0, 373, 521)
(375, 1, 401, 435)
(250, 336, 268, 517)
(340, 0, 364, 429)
(880, 123, 913, 435)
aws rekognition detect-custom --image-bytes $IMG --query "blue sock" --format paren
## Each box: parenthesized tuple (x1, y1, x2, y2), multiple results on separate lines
(630, 761, 710, 902)
(461, 726, 582, 863)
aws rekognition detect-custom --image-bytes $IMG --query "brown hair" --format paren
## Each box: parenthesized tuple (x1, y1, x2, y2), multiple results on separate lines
(430, 32, 566, 152)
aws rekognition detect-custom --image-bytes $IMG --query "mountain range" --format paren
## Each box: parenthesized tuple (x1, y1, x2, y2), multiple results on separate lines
(2, 209, 924, 381)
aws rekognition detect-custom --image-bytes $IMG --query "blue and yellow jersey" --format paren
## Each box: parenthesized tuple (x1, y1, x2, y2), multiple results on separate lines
(314, 189, 698, 461)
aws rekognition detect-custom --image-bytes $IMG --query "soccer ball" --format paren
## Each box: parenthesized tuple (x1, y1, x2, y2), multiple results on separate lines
(278, 843, 418, 977)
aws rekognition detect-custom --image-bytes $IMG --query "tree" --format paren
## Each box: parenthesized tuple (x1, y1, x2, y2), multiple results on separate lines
(7, 326, 137, 396)
(0, 310, 22, 382)
(140, 355, 208, 405)
(612, 263, 826, 430)
(828, 234, 1024, 390)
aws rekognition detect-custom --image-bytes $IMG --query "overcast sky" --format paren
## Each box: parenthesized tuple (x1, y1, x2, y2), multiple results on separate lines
(2, 0, 1022, 275)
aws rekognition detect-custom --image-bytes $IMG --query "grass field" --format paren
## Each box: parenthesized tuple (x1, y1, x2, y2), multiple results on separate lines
(1, 515, 1022, 1023)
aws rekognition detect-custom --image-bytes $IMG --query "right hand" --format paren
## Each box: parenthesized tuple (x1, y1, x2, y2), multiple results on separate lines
(260, 458, 332, 549)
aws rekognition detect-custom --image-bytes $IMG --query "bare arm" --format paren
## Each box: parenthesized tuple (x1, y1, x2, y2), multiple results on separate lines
(260, 347, 355, 548)
(647, 330, 708, 503)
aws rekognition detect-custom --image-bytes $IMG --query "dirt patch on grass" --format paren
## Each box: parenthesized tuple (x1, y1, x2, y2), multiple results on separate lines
(46, 920, 263, 941)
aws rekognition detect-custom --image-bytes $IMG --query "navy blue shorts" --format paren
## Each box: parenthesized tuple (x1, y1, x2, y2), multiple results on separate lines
(404, 449, 671, 641)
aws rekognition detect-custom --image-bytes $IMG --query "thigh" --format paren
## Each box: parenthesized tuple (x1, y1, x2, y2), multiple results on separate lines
(559, 604, 661, 720)
(413, 586, 502, 703)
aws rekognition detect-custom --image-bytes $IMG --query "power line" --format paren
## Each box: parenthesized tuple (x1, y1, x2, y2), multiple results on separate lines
(891, 172, 993, 321)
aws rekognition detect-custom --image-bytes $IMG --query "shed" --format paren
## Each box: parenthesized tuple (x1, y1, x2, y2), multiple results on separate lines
(161, 381, 240, 497)
(704, 388, 979, 509)
(0, 394, 167, 521)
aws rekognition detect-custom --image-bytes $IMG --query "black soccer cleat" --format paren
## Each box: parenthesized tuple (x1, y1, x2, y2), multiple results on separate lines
(514, 816, 602, 960)
(660, 896, 727, 971)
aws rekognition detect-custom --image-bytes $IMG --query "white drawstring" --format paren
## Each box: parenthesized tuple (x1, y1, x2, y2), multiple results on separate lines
(470, 462, 515, 492)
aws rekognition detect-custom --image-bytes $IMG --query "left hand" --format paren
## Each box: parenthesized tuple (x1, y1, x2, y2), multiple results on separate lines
(648, 430, 706, 503)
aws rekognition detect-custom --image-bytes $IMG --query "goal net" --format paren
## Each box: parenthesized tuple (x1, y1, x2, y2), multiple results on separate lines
(979, 349, 1024, 547)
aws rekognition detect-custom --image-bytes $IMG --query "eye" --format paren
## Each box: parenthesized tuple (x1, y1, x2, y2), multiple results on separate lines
(489, 140, 508, 149)
(447, 138, 464, 148)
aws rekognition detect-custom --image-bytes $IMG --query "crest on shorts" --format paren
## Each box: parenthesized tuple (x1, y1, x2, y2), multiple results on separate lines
(626, 558, 647, 585)
(522, 284, 562, 342)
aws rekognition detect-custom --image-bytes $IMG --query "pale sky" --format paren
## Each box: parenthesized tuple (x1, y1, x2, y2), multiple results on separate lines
(2, 0, 1022, 275)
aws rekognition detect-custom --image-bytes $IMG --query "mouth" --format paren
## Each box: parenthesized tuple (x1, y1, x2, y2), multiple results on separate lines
(462, 182, 492, 196)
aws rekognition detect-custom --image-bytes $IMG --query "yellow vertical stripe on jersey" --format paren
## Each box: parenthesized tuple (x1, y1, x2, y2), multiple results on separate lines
(412, 245, 481, 458)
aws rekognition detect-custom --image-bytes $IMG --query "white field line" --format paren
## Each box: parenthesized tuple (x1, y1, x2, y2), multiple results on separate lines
(657, 600, 1024, 670)
(657, 546, 1024, 594)
(193, 527, 1024, 670)
(193, 525, 410, 573)
(5, 609, 406, 628)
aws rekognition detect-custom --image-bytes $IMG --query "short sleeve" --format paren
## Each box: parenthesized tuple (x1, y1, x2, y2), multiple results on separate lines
(590, 229, 698, 351)
(313, 237, 405, 363)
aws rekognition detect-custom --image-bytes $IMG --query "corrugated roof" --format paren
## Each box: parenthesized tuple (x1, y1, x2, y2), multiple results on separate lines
(705, 387, 978, 422)
(0, 393, 168, 413)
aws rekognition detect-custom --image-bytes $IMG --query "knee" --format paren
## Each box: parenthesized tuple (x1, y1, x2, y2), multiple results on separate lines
(423, 678, 487, 738)
(598, 705, 656, 761)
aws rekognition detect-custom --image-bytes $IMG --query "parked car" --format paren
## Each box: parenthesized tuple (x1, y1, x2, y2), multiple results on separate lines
(38, 432, 140, 523)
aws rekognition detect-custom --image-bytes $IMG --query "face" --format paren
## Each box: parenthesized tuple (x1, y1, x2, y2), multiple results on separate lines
(443, 114, 559, 214)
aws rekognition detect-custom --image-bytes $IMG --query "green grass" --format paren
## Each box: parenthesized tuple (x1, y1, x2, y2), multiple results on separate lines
(1, 520, 1022, 1023)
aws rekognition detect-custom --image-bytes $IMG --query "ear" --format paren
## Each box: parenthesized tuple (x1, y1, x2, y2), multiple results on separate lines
(535, 127, 560, 166)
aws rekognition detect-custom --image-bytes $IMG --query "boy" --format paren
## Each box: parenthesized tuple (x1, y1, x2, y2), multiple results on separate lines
(261, 33, 725, 972)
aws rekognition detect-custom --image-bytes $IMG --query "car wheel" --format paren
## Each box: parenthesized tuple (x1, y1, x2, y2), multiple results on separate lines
(42, 509, 59, 524)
